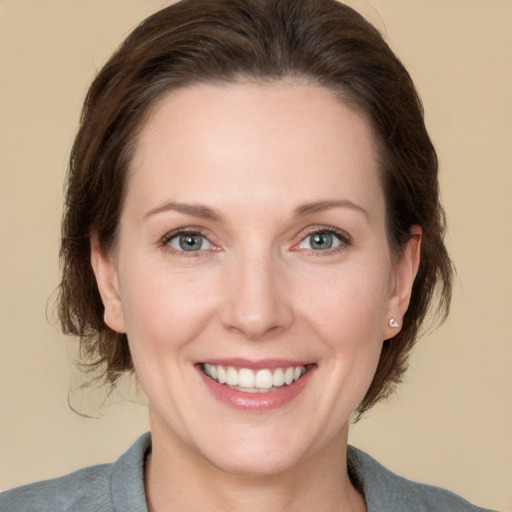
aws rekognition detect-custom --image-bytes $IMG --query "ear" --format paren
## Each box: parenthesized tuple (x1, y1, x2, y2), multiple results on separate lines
(90, 234, 126, 333)
(383, 225, 422, 339)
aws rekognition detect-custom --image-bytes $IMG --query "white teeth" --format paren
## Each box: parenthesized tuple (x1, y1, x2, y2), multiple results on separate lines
(238, 368, 255, 388)
(217, 366, 227, 384)
(284, 367, 294, 385)
(226, 367, 238, 386)
(272, 368, 285, 387)
(234, 386, 259, 393)
(255, 369, 273, 389)
(203, 364, 308, 391)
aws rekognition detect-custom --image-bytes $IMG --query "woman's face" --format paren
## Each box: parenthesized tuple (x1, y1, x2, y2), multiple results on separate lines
(93, 82, 419, 476)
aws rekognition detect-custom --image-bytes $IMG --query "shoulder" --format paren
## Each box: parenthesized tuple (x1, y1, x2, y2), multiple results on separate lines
(0, 464, 113, 512)
(347, 445, 495, 512)
(0, 433, 151, 512)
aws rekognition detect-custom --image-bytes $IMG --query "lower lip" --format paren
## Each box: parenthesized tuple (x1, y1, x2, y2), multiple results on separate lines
(198, 366, 315, 412)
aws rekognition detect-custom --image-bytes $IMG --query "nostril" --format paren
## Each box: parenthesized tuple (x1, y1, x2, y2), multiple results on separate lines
(223, 317, 290, 341)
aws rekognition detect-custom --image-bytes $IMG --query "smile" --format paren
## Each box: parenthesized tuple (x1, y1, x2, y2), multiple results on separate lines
(198, 361, 316, 411)
(202, 364, 307, 393)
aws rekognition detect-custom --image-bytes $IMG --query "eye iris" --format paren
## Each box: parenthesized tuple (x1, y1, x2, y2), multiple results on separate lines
(310, 232, 333, 250)
(179, 233, 202, 251)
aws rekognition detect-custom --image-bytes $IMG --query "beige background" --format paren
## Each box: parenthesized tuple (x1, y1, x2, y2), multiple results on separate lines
(1, 1, 511, 510)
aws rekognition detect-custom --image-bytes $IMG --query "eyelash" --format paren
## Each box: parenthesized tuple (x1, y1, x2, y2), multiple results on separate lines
(160, 228, 215, 257)
(292, 227, 351, 256)
(159, 226, 351, 257)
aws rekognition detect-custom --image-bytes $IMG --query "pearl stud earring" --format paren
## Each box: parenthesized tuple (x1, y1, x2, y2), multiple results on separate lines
(388, 318, 399, 328)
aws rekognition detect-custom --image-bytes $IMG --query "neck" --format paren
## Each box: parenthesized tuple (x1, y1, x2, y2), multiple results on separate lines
(145, 411, 366, 512)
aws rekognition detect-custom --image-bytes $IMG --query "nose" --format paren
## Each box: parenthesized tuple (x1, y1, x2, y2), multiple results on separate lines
(220, 252, 294, 340)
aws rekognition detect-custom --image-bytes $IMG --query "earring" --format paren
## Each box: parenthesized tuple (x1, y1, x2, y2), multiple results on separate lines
(388, 318, 399, 328)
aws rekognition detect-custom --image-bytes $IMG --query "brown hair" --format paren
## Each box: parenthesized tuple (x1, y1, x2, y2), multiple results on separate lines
(59, 0, 453, 417)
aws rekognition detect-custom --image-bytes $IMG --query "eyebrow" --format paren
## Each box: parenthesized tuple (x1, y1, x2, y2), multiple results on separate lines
(144, 199, 368, 222)
(294, 200, 369, 219)
(144, 201, 224, 222)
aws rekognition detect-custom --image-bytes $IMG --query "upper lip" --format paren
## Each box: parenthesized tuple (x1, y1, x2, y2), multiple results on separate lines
(197, 358, 314, 370)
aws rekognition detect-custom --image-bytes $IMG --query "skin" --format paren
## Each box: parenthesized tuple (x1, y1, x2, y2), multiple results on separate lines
(91, 81, 421, 512)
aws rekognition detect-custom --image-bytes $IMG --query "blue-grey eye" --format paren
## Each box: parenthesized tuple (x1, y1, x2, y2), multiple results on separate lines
(168, 232, 212, 252)
(299, 231, 342, 251)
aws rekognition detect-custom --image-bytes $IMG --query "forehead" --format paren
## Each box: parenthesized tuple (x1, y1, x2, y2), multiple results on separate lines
(127, 81, 384, 218)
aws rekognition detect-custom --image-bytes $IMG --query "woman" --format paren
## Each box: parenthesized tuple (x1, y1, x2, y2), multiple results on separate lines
(0, 0, 498, 510)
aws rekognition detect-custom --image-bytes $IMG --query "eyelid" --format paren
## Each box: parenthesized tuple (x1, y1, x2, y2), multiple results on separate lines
(291, 226, 351, 252)
(160, 227, 220, 254)
(161, 227, 206, 244)
(159, 225, 350, 255)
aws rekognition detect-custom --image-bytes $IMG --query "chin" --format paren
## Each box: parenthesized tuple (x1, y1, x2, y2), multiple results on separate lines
(205, 446, 302, 478)
(193, 425, 323, 478)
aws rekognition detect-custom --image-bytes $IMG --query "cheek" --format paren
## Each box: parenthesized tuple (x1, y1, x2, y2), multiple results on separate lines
(297, 262, 392, 343)
(117, 257, 220, 355)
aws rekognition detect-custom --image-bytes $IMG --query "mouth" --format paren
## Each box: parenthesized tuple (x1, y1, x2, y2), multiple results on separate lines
(201, 363, 310, 393)
(197, 359, 316, 411)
